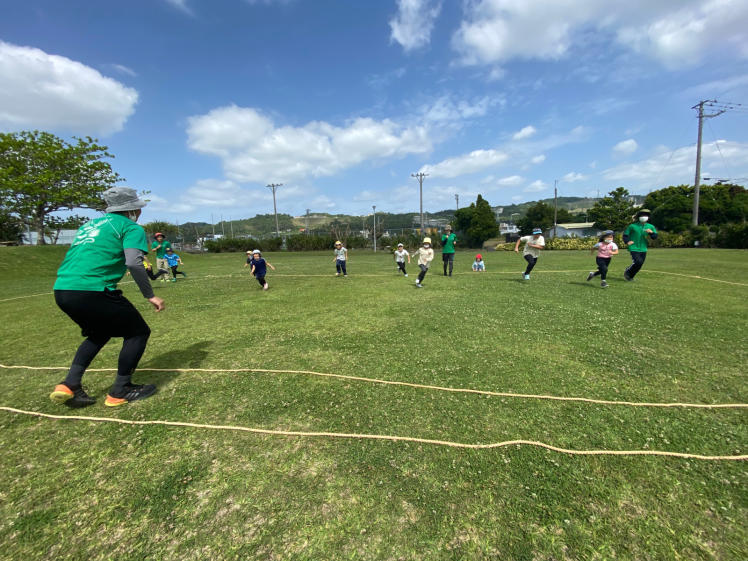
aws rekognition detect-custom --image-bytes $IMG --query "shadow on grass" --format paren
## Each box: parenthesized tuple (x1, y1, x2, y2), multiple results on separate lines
(138, 340, 213, 390)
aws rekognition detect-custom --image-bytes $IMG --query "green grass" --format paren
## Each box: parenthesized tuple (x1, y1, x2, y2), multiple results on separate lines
(0, 246, 746, 560)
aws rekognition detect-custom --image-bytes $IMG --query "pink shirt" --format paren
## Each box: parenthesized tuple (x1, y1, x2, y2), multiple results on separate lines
(594, 241, 618, 258)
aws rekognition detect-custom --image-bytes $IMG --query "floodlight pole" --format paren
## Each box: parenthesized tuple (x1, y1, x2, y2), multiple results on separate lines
(372, 205, 376, 252)
(412, 172, 428, 233)
(266, 183, 283, 237)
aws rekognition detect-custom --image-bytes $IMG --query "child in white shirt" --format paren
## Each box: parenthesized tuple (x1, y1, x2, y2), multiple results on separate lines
(394, 243, 411, 277)
(413, 237, 434, 288)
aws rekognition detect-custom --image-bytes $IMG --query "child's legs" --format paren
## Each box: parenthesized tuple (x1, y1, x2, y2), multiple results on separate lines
(172, 266, 186, 277)
(523, 254, 537, 274)
(340, 260, 347, 275)
(397, 261, 407, 274)
(596, 257, 610, 280)
(256, 275, 265, 286)
(336, 260, 342, 273)
(417, 264, 428, 282)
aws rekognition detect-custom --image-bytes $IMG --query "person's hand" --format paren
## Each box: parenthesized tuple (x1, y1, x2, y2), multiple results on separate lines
(645, 229, 653, 234)
(514, 247, 519, 253)
(148, 296, 165, 312)
(627, 241, 634, 246)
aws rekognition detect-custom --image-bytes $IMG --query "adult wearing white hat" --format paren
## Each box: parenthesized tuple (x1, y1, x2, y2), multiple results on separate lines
(623, 209, 658, 281)
(50, 187, 164, 408)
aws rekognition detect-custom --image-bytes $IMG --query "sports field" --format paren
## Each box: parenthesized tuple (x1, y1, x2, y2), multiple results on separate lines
(0, 246, 746, 560)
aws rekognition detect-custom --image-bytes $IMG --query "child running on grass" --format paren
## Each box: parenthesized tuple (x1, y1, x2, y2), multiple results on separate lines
(472, 254, 486, 272)
(245, 249, 275, 290)
(413, 237, 434, 288)
(164, 247, 187, 282)
(514, 228, 545, 280)
(394, 242, 411, 277)
(333, 240, 348, 277)
(586, 230, 618, 288)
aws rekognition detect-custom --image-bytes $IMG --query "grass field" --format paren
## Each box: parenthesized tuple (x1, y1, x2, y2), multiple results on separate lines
(0, 246, 746, 561)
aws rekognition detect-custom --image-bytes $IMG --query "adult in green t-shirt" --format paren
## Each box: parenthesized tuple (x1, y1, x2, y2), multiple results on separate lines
(50, 187, 165, 409)
(623, 208, 658, 281)
(441, 224, 457, 276)
(151, 233, 172, 280)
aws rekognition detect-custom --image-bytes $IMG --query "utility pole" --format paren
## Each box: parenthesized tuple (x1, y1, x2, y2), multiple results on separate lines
(455, 194, 459, 211)
(692, 100, 727, 225)
(229, 216, 234, 238)
(553, 180, 558, 238)
(372, 205, 376, 252)
(411, 172, 428, 234)
(220, 214, 225, 236)
(305, 208, 310, 236)
(266, 183, 283, 237)
(211, 213, 215, 236)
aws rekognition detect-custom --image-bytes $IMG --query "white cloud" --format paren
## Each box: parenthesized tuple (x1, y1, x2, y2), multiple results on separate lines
(390, 0, 442, 52)
(419, 94, 503, 124)
(0, 41, 138, 135)
(513, 125, 537, 140)
(563, 172, 586, 182)
(524, 180, 547, 192)
(187, 105, 431, 183)
(110, 64, 137, 77)
(613, 139, 638, 156)
(531, 155, 546, 164)
(602, 140, 748, 186)
(419, 149, 509, 178)
(164, 0, 193, 14)
(451, 0, 748, 69)
(497, 175, 524, 186)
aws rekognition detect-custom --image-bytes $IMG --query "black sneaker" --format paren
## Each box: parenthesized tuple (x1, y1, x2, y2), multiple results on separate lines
(105, 384, 157, 407)
(623, 271, 632, 281)
(586, 271, 595, 281)
(50, 384, 96, 408)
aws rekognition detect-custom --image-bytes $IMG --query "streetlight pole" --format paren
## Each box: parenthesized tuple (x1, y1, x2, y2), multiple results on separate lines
(455, 194, 459, 211)
(266, 183, 283, 237)
(411, 172, 428, 234)
(372, 205, 376, 252)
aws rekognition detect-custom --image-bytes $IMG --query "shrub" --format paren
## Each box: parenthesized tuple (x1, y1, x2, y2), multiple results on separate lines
(715, 223, 748, 249)
(204, 237, 281, 253)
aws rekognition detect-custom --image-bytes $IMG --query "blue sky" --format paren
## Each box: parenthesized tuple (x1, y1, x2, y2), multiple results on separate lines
(2, 0, 747, 224)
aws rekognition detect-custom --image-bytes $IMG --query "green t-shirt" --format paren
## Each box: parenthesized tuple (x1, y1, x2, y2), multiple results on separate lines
(441, 233, 457, 253)
(151, 239, 172, 258)
(54, 213, 149, 291)
(623, 221, 658, 253)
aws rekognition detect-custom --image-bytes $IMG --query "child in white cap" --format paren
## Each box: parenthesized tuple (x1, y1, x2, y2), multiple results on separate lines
(514, 228, 545, 280)
(394, 242, 411, 277)
(332, 240, 348, 277)
(413, 237, 434, 288)
(245, 249, 275, 290)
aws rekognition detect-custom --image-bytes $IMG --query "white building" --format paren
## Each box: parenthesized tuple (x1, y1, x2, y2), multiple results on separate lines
(547, 222, 601, 238)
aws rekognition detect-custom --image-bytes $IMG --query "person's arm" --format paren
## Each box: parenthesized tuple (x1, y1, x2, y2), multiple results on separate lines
(514, 238, 521, 252)
(611, 248, 619, 255)
(151, 243, 160, 253)
(124, 248, 164, 311)
(407, 252, 411, 263)
(267, 262, 276, 271)
(250, 264, 256, 275)
(344, 249, 348, 261)
(646, 226, 658, 239)
(623, 225, 633, 246)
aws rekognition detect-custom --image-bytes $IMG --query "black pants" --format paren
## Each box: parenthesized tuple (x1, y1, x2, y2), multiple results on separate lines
(442, 253, 454, 275)
(625, 251, 647, 279)
(397, 261, 407, 275)
(523, 254, 538, 275)
(255, 275, 266, 286)
(54, 290, 151, 398)
(146, 267, 168, 280)
(417, 264, 429, 283)
(591, 257, 611, 281)
(336, 259, 347, 275)
(171, 266, 186, 277)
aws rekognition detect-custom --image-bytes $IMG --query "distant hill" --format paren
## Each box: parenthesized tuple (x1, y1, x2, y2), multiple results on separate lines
(177, 195, 646, 241)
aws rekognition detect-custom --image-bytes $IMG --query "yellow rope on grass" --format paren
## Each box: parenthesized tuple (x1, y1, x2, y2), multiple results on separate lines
(1, 364, 746, 410)
(1, 406, 744, 460)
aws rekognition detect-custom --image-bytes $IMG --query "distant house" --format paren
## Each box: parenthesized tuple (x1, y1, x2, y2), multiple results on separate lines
(21, 230, 79, 245)
(547, 222, 601, 238)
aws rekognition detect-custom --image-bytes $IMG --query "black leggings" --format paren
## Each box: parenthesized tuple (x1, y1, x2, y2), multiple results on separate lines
(255, 275, 266, 286)
(55, 290, 151, 398)
(146, 267, 168, 280)
(417, 264, 429, 283)
(171, 266, 186, 277)
(336, 259, 347, 275)
(397, 261, 407, 275)
(590, 257, 611, 281)
(523, 254, 538, 275)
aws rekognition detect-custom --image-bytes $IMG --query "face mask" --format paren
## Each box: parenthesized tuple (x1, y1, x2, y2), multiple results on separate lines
(424, 244, 430, 248)
(639, 216, 649, 223)
(604, 239, 613, 244)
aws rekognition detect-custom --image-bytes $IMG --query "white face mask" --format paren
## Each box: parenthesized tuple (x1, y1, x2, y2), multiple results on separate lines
(639, 216, 649, 223)
(604, 238, 613, 244)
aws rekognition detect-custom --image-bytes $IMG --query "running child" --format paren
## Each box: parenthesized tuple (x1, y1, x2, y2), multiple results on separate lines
(245, 249, 275, 290)
(514, 228, 545, 280)
(413, 237, 434, 288)
(394, 243, 411, 277)
(164, 247, 187, 282)
(333, 240, 348, 277)
(472, 254, 486, 272)
(586, 230, 618, 288)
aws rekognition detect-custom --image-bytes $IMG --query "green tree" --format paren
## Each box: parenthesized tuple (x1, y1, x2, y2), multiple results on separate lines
(516, 202, 573, 234)
(452, 194, 498, 247)
(0, 207, 24, 243)
(45, 215, 87, 244)
(587, 187, 637, 231)
(142, 221, 180, 242)
(643, 184, 747, 231)
(0, 131, 121, 244)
